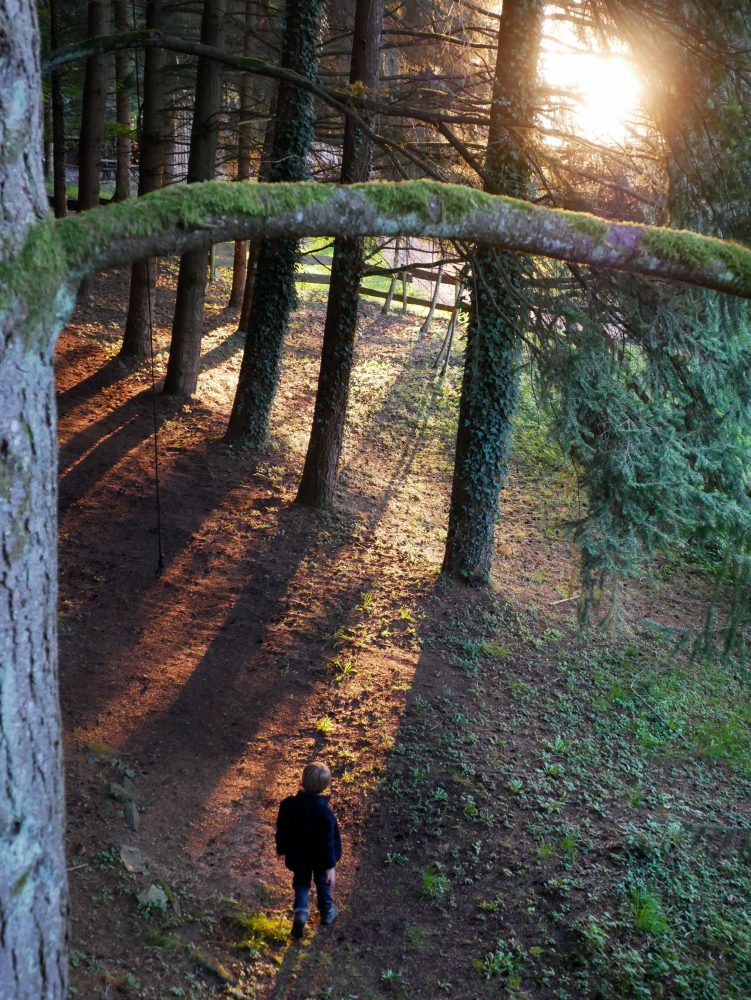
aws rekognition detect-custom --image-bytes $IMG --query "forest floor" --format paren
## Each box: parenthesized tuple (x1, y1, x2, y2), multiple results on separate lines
(58, 265, 751, 1000)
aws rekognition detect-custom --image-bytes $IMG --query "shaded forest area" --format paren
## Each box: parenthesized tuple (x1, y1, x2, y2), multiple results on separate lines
(2, 0, 751, 997)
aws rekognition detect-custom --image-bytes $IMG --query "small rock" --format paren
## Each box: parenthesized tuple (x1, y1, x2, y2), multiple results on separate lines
(157, 879, 181, 917)
(123, 799, 140, 831)
(120, 776, 137, 799)
(137, 884, 168, 910)
(107, 781, 134, 803)
(118, 845, 148, 874)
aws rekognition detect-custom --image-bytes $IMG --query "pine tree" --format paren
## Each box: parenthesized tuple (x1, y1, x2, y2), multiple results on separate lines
(163, 0, 227, 396)
(296, 0, 384, 508)
(121, 0, 167, 358)
(225, 0, 327, 447)
(442, 0, 545, 581)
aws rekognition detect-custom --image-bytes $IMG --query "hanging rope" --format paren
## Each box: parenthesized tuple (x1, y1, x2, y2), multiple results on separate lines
(132, 0, 165, 579)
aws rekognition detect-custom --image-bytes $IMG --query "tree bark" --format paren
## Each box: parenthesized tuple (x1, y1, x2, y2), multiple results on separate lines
(225, 0, 327, 447)
(0, 3, 69, 996)
(238, 92, 277, 331)
(296, 0, 384, 507)
(77, 0, 109, 212)
(120, 0, 166, 358)
(442, 0, 544, 583)
(228, 0, 257, 309)
(163, 0, 226, 397)
(49, 0, 67, 218)
(113, 0, 132, 202)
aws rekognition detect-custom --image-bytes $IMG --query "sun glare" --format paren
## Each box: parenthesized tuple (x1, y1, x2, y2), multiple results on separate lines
(542, 27, 642, 145)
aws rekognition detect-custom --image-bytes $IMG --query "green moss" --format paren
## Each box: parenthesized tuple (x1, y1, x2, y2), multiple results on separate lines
(357, 180, 490, 225)
(0, 221, 73, 348)
(11, 868, 31, 897)
(569, 213, 611, 239)
(641, 227, 751, 284)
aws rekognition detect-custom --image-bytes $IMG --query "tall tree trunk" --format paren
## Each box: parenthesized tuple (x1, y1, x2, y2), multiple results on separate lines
(296, 0, 384, 507)
(49, 0, 67, 217)
(0, 2, 69, 995)
(442, 0, 544, 582)
(225, 0, 326, 446)
(228, 0, 256, 309)
(44, 97, 53, 180)
(120, 0, 166, 358)
(77, 0, 109, 211)
(163, 0, 226, 396)
(113, 0, 132, 202)
(237, 93, 277, 330)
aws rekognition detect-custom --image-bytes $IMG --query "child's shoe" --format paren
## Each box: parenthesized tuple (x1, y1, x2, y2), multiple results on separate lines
(320, 906, 339, 926)
(291, 911, 308, 939)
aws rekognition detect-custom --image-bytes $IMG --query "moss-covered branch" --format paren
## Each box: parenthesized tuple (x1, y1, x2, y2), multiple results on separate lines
(5, 180, 751, 336)
(69, 181, 751, 290)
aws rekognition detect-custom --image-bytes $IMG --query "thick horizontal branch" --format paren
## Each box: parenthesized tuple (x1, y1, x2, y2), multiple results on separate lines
(74, 181, 751, 295)
(7, 181, 751, 342)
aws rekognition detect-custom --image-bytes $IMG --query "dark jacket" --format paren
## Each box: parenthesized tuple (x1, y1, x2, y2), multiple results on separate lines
(275, 791, 342, 873)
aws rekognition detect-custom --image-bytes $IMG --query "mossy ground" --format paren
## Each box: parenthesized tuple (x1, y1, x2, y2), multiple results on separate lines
(58, 264, 749, 999)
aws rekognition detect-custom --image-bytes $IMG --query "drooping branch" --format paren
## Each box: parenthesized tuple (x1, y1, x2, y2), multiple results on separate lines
(49, 180, 751, 295)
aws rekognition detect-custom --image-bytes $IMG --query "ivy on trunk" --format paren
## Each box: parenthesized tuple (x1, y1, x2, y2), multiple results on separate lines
(443, 0, 545, 582)
(296, 0, 384, 508)
(225, 0, 327, 448)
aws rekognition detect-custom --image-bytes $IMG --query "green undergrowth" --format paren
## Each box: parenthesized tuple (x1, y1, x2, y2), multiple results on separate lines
(234, 908, 289, 956)
(318, 608, 751, 999)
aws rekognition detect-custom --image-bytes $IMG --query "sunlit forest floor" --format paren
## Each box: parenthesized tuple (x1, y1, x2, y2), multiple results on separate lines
(58, 266, 751, 999)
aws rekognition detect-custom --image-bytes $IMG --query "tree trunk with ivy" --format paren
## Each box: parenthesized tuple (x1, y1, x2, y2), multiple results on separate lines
(225, 0, 326, 447)
(120, 0, 166, 357)
(296, 0, 384, 507)
(77, 0, 109, 212)
(163, 0, 226, 395)
(442, 0, 544, 582)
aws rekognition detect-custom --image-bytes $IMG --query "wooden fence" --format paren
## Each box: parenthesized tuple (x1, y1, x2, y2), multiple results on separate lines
(295, 252, 467, 340)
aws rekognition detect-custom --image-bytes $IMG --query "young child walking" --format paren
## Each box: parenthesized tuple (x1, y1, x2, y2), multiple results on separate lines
(275, 761, 342, 938)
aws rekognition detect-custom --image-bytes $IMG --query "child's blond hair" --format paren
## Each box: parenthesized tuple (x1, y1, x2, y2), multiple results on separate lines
(302, 761, 331, 795)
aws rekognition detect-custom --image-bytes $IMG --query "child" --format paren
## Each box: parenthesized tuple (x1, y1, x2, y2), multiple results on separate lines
(275, 761, 342, 938)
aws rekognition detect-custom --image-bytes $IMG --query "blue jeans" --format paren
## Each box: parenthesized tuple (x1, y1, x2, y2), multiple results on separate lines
(292, 870, 334, 919)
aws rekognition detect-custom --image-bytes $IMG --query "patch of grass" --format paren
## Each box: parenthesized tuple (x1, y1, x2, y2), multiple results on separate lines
(380, 967, 404, 989)
(537, 840, 554, 861)
(235, 910, 289, 954)
(629, 888, 669, 936)
(474, 639, 513, 660)
(421, 866, 448, 903)
(316, 715, 335, 735)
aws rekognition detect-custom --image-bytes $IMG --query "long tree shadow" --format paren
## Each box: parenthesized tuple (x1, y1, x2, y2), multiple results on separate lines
(58, 429, 260, 728)
(57, 352, 132, 409)
(61, 301, 465, 998)
(58, 387, 163, 514)
(89, 330, 459, 917)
